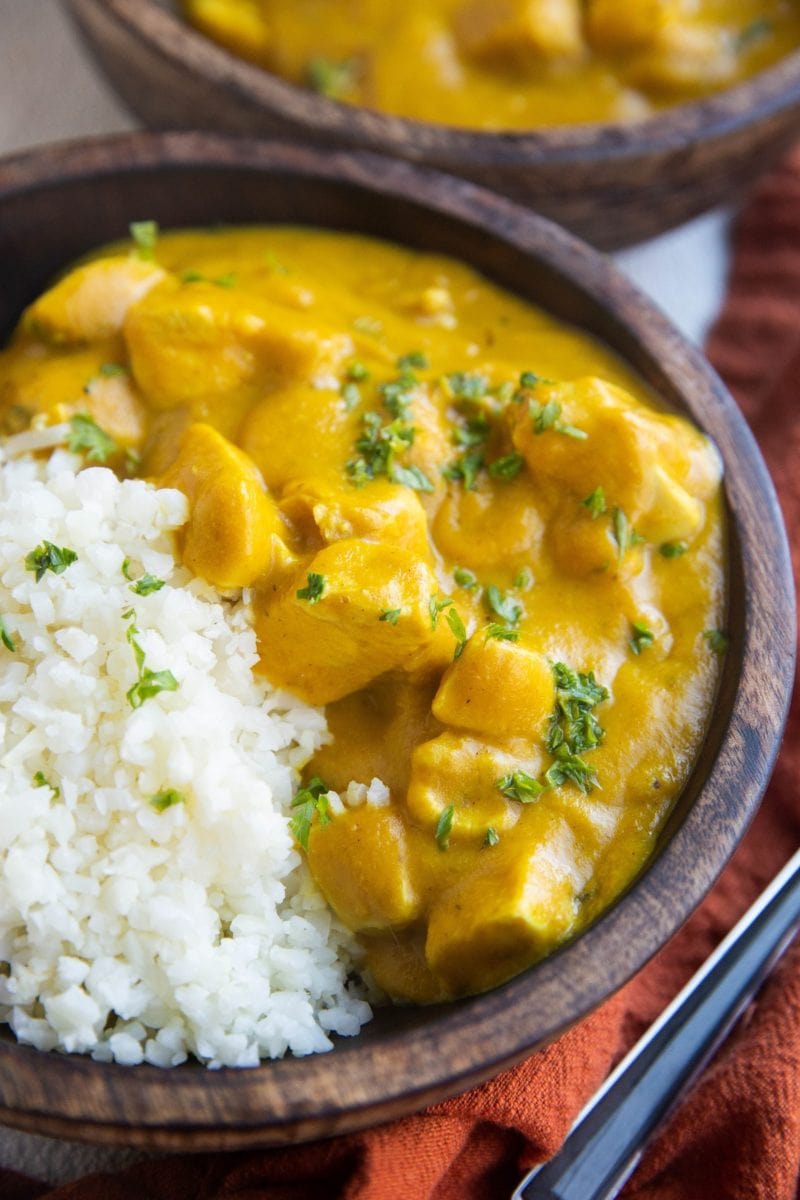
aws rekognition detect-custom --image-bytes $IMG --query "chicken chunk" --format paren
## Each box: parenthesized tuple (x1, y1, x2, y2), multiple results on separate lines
(585, 0, 681, 53)
(455, 0, 585, 67)
(124, 280, 353, 410)
(159, 422, 291, 589)
(432, 637, 554, 741)
(425, 809, 589, 993)
(280, 476, 433, 561)
(307, 805, 421, 932)
(23, 257, 166, 345)
(255, 538, 452, 704)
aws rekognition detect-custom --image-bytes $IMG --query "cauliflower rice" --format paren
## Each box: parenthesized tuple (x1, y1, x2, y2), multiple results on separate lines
(0, 450, 373, 1068)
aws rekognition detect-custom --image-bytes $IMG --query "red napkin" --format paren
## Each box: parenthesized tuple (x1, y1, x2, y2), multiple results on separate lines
(3, 151, 800, 1200)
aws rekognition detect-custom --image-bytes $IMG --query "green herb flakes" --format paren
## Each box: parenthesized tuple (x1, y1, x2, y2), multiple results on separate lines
(429, 596, 454, 629)
(347, 361, 370, 382)
(297, 573, 326, 604)
(611, 506, 644, 558)
(489, 453, 524, 480)
(68, 413, 117, 464)
(704, 629, 729, 655)
(484, 827, 500, 847)
(454, 567, 478, 590)
(660, 540, 688, 559)
(514, 566, 534, 592)
(380, 608, 402, 625)
(25, 541, 78, 582)
(442, 449, 484, 491)
(149, 789, 186, 813)
(125, 617, 179, 710)
(497, 770, 546, 804)
(33, 771, 60, 800)
(545, 662, 608, 792)
(445, 607, 468, 658)
(444, 372, 487, 401)
(484, 623, 519, 643)
(391, 463, 435, 493)
(130, 220, 159, 261)
(99, 362, 129, 378)
(629, 621, 655, 655)
(307, 56, 357, 99)
(397, 351, 428, 370)
(485, 585, 523, 628)
(0, 615, 16, 652)
(290, 776, 331, 850)
(582, 487, 606, 519)
(130, 574, 165, 597)
(435, 804, 455, 851)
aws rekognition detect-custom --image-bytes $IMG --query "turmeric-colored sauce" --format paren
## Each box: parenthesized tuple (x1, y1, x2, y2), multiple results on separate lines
(0, 226, 725, 1001)
(182, 0, 800, 129)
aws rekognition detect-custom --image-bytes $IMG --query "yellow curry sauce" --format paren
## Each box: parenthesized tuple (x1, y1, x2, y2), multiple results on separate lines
(182, 0, 800, 129)
(0, 227, 725, 1001)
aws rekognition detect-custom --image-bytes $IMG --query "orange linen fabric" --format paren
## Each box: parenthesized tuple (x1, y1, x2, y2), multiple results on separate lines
(4, 154, 800, 1200)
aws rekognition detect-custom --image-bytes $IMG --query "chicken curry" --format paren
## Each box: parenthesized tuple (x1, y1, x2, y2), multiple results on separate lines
(0, 226, 725, 1001)
(181, 0, 800, 129)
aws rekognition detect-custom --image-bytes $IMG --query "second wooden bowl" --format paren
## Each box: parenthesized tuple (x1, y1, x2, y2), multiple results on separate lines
(67, 0, 800, 248)
(0, 132, 794, 1150)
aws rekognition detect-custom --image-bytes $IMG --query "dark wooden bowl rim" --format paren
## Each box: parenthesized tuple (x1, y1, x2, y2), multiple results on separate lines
(0, 132, 794, 1151)
(90, 0, 800, 164)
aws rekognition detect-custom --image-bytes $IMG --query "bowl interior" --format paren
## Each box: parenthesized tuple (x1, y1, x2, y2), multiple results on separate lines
(0, 133, 793, 1149)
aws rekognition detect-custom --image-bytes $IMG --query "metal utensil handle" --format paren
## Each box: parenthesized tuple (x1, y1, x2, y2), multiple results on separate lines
(514, 844, 800, 1200)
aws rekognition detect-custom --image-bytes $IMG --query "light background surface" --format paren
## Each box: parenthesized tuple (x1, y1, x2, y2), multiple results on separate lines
(0, 0, 734, 1184)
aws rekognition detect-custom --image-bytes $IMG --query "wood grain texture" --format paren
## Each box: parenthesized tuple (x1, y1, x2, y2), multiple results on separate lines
(65, 0, 800, 249)
(0, 133, 794, 1149)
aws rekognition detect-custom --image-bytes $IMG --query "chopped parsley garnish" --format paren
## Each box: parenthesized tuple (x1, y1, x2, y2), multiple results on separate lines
(99, 362, 129, 378)
(297, 573, 326, 604)
(435, 804, 455, 851)
(33, 770, 60, 800)
(130, 574, 165, 597)
(307, 56, 357, 99)
(429, 595, 454, 629)
(704, 629, 729, 655)
(67, 413, 118, 464)
(347, 380, 434, 492)
(497, 770, 546, 804)
(121, 559, 133, 580)
(485, 585, 523, 628)
(489, 453, 524, 481)
(611, 506, 644, 558)
(290, 776, 331, 850)
(583, 487, 607, 519)
(444, 372, 487, 401)
(391, 463, 435, 493)
(379, 608, 402, 625)
(442, 448, 484, 491)
(484, 827, 500, 848)
(737, 17, 773, 50)
(397, 351, 428, 370)
(660, 540, 688, 559)
(454, 415, 490, 448)
(149, 789, 186, 812)
(341, 382, 361, 410)
(629, 621, 655, 655)
(347, 361, 370, 382)
(0, 615, 16, 652)
(545, 753, 599, 793)
(445, 607, 467, 658)
(125, 618, 179, 710)
(25, 541, 78, 582)
(514, 566, 534, 592)
(181, 269, 237, 288)
(529, 398, 587, 440)
(380, 371, 417, 420)
(545, 662, 608, 793)
(484, 623, 519, 643)
(130, 220, 159, 261)
(454, 567, 478, 590)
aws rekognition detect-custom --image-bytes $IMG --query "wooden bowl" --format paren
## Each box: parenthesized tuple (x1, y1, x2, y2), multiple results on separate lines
(65, 0, 800, 249)
(0, 132, 793, 1150)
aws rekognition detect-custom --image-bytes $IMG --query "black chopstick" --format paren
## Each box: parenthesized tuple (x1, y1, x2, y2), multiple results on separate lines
(513, 844, 800, 1200)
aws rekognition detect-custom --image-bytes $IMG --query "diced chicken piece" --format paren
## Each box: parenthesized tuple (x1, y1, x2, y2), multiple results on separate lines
(307, 806, 421, 931)
(184, 0, 272, 62)
(508, 376, 721, 547)
(433, 637, 554, 740)
(585, 0, 681, 53)
(255, 538, 452, 704)
(280, 477, 433, 561)
(159, 422, 291, 589)
(23, 257, 166, 345)
(406, 731, 541, 837)
(425, 809, 589, 994)
(626, 22, 737, 92)
(124, 281, 353, 409)
(433, 475, 544, 570)
(455, 0, 585, 66)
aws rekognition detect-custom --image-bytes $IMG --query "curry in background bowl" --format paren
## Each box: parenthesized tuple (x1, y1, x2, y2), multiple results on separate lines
(181, 0, 800, 129)
(66, 0, 800, 247)
(0, 133, 792, 1149)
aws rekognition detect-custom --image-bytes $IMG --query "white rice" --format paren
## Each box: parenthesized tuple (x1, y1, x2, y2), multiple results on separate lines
(0, 450, 373, 1067)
